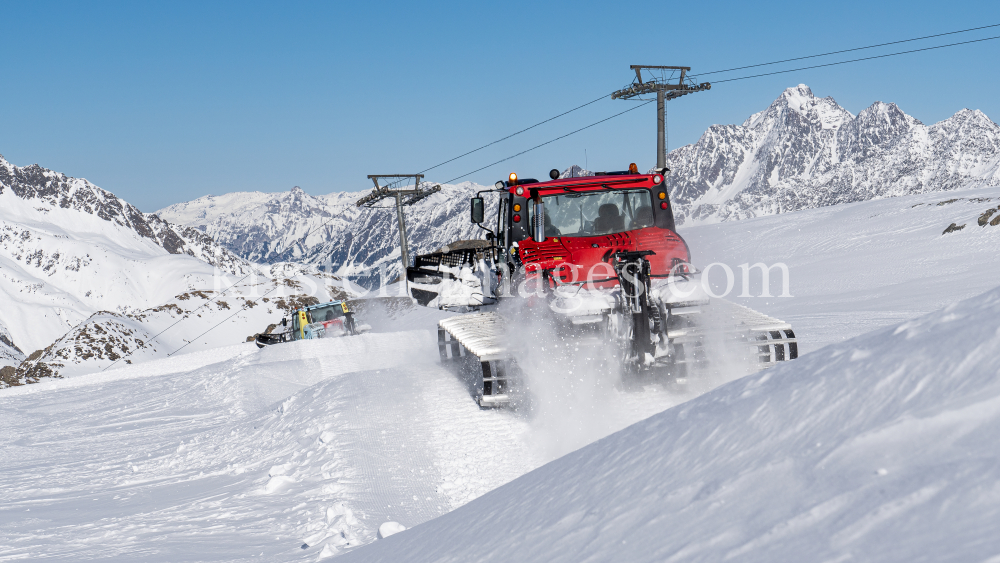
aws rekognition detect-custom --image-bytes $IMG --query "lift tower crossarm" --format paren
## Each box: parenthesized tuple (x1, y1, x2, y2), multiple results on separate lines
(612, 64, 711, 168)
(356, 174, 442, 290)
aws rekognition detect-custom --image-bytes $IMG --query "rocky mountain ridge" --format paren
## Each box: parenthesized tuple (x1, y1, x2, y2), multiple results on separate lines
(665, 84, 1000, 223)
(0, 155, 250, 273)
(0, 154, 348, 384)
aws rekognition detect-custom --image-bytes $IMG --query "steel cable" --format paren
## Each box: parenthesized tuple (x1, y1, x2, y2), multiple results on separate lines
(693, 23, 1000, 77)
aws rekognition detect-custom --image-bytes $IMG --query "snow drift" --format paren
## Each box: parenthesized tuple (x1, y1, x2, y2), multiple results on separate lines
(343, 285, 1000, 562)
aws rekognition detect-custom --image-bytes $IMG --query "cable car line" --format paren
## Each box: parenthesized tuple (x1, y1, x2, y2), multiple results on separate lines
(414, 95, 609, 177)
(440, 99, 656, 185)
(693, 22, 1000, 77)
(712, 34, 1000, 84)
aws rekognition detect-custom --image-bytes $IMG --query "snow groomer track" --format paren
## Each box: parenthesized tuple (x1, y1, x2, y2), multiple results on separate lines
(668, 298, 799, 362)
(437, 312, 512, 407)
(437, 299, 798, 407)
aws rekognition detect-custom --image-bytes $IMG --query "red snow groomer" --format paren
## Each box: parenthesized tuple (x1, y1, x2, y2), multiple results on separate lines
(408, 166, 797, 407)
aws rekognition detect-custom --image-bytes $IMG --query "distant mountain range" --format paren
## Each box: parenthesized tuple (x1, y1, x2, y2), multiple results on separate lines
(157, 84, 1000, 275)
(157, 184, 496, 283)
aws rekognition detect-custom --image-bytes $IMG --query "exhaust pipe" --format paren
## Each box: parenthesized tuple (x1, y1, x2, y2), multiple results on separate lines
(532, 191, 546, 242)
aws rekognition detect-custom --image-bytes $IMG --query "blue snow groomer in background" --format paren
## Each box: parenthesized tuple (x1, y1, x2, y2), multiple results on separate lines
(255, 300, 366, 348)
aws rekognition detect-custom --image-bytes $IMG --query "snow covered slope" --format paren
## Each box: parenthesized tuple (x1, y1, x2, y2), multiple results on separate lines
(0, 154, 352, 384)
(667, 84, 1000, 224)
(0, 333, 471, 561)
(0, 153, 252, 351)
(0, 299, 745, 561)
(683, 185, 1000, 355)
(2, 188, 1000, 560)
(341, 284, 1000, 563)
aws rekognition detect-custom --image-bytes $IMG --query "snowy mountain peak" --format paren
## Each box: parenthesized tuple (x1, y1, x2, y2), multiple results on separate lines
(779, 83, 815, 109)
(559, 165, 594, 178)
(665, 85, 1000, 224)
(937, 108, 999, 137)
(852, 101, 913, 129)
(780, 85, 851, 125)
(836, 101, 919, 158)
(740, 84, 851, 135)
(286, 185, 317, 207)
(952, 107, 991, 122)
(0, 153, 249, 273)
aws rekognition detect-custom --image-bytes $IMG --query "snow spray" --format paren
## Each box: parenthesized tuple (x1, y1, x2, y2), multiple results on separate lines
(501, 295, 625, 461)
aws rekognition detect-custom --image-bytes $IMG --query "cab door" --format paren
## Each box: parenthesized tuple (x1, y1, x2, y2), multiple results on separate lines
(297, 311, 310, 340)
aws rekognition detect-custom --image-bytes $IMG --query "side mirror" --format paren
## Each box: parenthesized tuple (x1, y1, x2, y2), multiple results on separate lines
(471, 197, 485, 224)
(281, 318, 287, 327)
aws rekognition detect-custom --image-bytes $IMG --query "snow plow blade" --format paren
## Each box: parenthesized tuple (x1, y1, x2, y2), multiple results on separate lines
(255, 332, 291, 348)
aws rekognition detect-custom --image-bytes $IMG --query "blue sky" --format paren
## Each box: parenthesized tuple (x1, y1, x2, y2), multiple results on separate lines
(2, 0, 999, 212)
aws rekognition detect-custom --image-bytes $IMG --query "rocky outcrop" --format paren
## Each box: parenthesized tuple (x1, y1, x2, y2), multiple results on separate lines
(0, 322, 25, 370)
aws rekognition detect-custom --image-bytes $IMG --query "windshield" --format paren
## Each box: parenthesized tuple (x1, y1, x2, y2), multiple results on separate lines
(528, 189, 654, 237)
(305, 304, 345, 324)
